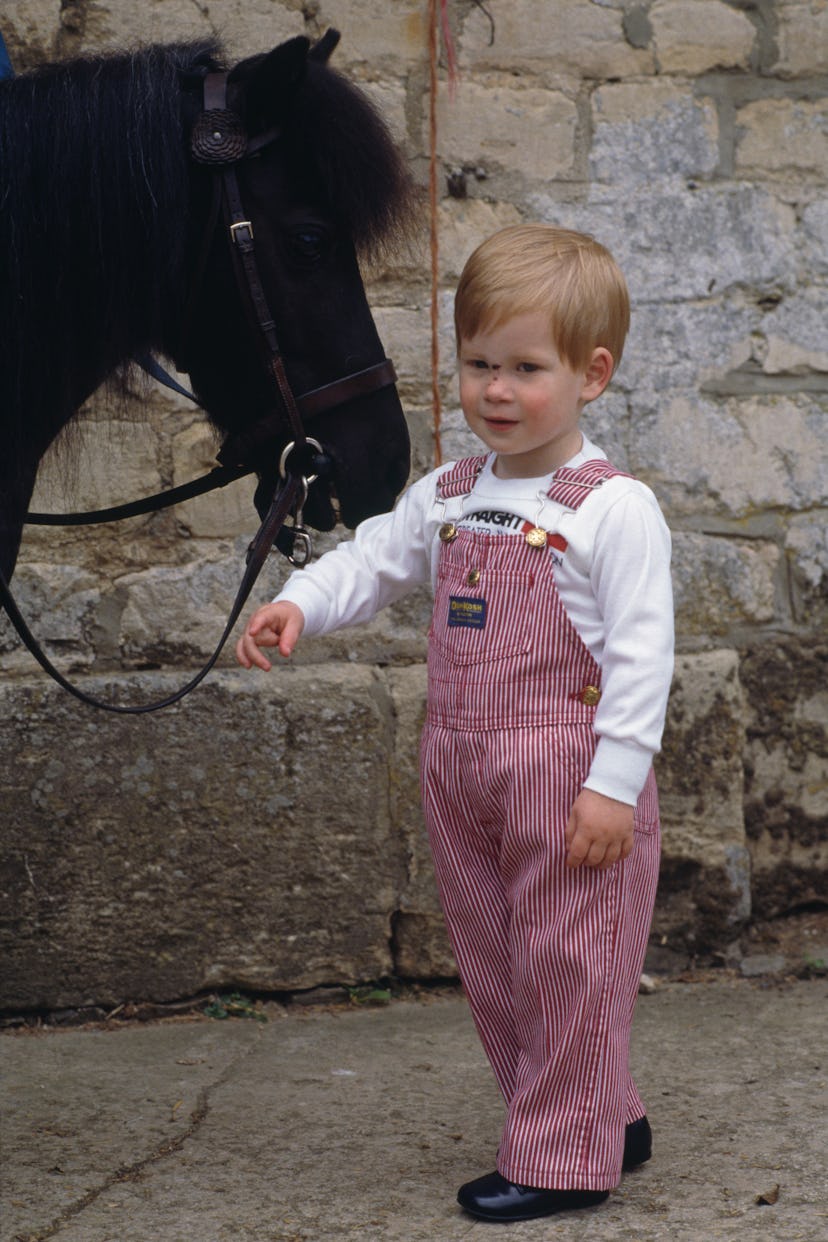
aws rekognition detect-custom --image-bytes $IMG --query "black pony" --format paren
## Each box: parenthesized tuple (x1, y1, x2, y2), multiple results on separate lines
(0, 32, 416, 580)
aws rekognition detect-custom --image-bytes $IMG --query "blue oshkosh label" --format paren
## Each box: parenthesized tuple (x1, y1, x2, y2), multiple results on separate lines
(448, 596, 487, 629)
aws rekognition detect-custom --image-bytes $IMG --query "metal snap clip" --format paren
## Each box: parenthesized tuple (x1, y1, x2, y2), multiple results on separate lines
(287, 528, 313, 568)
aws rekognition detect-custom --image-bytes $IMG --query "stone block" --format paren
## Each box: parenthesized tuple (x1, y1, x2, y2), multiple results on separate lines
(437, 200, 523, 281)
(437, 404, 486, 465)
(458, 0, 653, 78)
(655, 650, 750, 949)
(0, 667, 400, 1011)
(431, 80, 578, 183)
(671, 533, 780, 637)
(621, 295, 761, 394)
(786, 512, 828, 624)
(371, 305, 432, 408)
(530, 184, 796, 304)
(578, 390, 633, 471)
(78, 0, 213, 51)
(0, 563, 102, 672)
(741, 640, 828, 915)
(591, 80, 719, 183)
(387, 667, 455, 979)
(0, 0, 60, 67)
(762, 336, 828, 378)
(736, 99, 828, 179)
(222, 2, 309, 61)
(437, 289, 461, 383)
(171, 425, 257, 540)
(357, 78, 409, 148)
(117, 550, 261, 664)
(406, 406, 443, 483)
(802, 199, 828, 276)
(75, 0, 304, 57)
(29, 415, 164, 518)
(773, 0, 828, 75)
(650, 0, 756, 73)
(316, 0, 426, 70)
(758, 287, 828, 376)
(636, 393, 828, 520)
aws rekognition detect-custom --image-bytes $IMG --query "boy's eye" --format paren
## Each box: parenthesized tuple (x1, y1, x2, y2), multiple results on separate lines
(465, 359, 489, 369)
(517, 362, 540, 373)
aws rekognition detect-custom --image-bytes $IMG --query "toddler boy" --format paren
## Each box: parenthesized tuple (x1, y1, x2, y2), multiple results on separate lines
(237, 224, 674, 1221)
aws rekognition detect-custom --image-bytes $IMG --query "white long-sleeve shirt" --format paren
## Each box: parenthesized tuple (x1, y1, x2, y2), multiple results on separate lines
(277, 435, 674, 806)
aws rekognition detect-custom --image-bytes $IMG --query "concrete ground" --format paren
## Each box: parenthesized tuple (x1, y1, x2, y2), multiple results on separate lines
(1, 976, 826, 1242)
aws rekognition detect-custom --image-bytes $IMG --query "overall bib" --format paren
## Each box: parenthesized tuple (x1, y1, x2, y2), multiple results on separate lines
(420, 457, 661, 1192)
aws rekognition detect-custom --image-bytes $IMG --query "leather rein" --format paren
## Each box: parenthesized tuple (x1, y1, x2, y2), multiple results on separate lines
(0, 71, 398, 714)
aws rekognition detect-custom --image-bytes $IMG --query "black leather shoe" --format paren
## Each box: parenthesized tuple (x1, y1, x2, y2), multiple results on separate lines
(623, 1116, 652, 1169)
(457, 1172, 609, 1222)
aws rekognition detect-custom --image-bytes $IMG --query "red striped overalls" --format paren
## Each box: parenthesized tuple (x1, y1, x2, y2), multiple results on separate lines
(420, 457, 661, 1192)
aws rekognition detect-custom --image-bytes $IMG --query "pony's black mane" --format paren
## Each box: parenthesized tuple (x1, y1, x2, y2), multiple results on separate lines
(0, 38, 415, 459)
(0, 43, 222, 453)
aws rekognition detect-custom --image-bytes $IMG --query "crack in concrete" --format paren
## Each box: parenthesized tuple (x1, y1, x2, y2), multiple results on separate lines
(21, 1030, 262, 1241)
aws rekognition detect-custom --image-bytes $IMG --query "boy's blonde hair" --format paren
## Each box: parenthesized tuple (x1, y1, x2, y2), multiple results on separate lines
(454, 224, 630, 374)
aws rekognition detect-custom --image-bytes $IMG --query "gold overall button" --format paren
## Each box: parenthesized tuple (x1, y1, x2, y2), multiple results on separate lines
(580, 685, 602, 706)
(524, 526, 547, 549)
(439, 522, 458, 543)
(467, 568, 481, 586)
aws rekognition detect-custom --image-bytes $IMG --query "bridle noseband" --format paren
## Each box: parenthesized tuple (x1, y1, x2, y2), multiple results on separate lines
(1, 69, 399, 714)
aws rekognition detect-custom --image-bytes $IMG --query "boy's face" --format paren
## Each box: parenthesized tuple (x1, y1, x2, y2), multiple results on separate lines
(458, 311, 611, 478)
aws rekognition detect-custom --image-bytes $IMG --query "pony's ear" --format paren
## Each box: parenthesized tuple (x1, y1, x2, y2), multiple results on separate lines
(309, 29, 341, 63)
(229, 36, 310, 125)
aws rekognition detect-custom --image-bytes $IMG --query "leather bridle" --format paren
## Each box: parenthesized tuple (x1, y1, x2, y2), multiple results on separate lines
(190, 72, 398, 476)
(0, 70, 399, 713)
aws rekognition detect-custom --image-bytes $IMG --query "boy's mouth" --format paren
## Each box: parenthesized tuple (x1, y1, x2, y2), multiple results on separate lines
(483, 417, 517, 430)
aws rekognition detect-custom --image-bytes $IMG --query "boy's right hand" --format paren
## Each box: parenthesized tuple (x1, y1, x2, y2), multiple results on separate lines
(235, 601, 305, 671)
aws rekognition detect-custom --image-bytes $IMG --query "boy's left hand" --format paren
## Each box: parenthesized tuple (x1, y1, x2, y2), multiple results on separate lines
(565, 790, 634, 869)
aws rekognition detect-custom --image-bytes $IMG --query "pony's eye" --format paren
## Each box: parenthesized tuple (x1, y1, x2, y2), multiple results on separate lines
(286, 225, 330, 263)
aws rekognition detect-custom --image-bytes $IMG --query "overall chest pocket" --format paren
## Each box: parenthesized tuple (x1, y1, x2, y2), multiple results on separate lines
(429, 554, 535, 667)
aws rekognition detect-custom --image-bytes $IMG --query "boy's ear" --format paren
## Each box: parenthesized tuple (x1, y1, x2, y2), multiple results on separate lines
(581, 347, 614, 403)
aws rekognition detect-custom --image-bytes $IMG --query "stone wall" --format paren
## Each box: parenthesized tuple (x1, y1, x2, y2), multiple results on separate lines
(1, 0, 826, 1011)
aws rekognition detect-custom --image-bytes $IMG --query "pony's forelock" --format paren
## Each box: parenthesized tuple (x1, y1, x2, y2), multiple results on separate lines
(286, 58, 420, 259)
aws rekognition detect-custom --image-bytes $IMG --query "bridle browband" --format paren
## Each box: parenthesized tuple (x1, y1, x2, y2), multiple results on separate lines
(1, 68, 399, 714)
